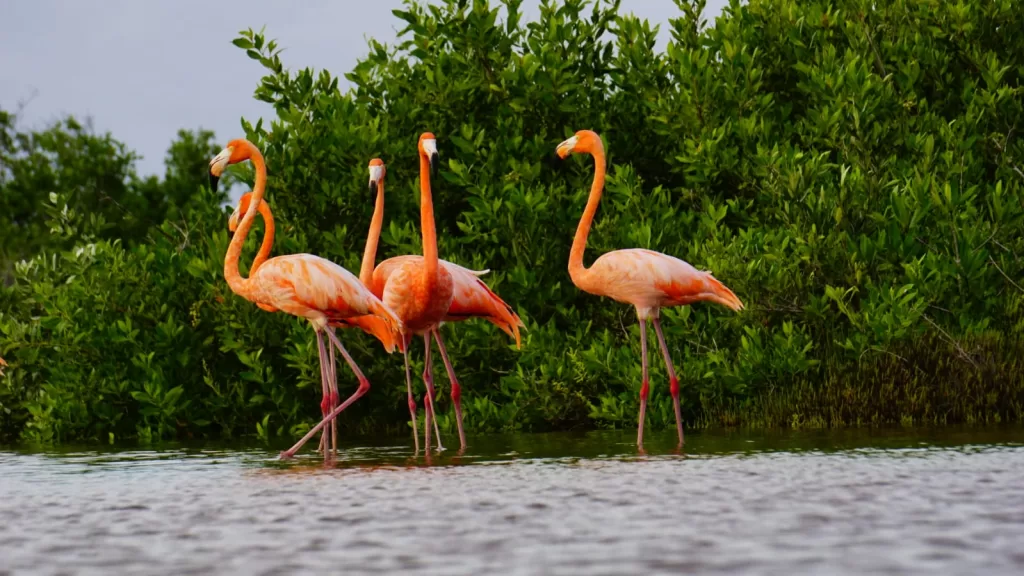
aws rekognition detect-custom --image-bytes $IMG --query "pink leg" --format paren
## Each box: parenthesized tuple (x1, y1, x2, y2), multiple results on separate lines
(652, 317, 684, 447)
(315, 330, 331, 456)
(402, 339, 420, 453)
(433, 328, 466, 450)
(280, 330, 370, 459)
(637, 318, 649, 449)
(422, 333, 444, 452)
(328, 327, 339, 454)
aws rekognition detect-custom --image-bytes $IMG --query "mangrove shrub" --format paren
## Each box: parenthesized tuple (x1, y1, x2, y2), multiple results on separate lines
(2, 0, 1023, 443)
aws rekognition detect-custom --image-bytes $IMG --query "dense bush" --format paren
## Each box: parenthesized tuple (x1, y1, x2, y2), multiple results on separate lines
(0, 110, 222, 282)
(2, 0, 1023, 444)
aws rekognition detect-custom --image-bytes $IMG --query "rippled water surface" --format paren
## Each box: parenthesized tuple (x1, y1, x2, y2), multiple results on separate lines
(3, 427, 1024, 575)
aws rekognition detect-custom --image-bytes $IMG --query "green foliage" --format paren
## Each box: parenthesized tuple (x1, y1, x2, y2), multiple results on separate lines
(2, 0, 1024, 444)
(0, 112, 223, 281)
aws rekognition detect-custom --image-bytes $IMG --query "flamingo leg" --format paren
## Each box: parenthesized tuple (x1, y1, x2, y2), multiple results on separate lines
(315, 330, 331, 457)
(422, 333, 444, 452)
(652, 317, 684, 447)
(318, 329, 338, 455)
(281, 330, 371, 459)
(637, 318, 649, 449)
(402, 339, 421, 454)
(432, 328, 466, 450)
(328, 327, 339, 455)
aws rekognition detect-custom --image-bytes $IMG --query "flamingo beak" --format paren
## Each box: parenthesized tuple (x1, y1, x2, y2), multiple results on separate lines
(368, 165, 383, 199)
(555, 136, 578, 159)
(422, 138, 438, 177)
(208, 147, 233, 193)
(228, 207, 240, 234)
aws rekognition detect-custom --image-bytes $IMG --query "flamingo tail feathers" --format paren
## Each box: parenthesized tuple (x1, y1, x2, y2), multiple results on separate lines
(332, 315, 398, 353)
(472, 279, 524, 349)
(702, 273, 745, 312)
(332, 299, 403, 353)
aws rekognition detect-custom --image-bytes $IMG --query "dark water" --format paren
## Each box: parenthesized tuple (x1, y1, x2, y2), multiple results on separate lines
(2, 427, 1024, 575)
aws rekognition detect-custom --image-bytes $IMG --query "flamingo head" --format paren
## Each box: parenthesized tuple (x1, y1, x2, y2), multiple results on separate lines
(556, 129, 602, 159)
(368, 158, 385, 198)
(418, 132, 438, 176)
(228, 192, 254, 233)
(209, 138, 254, 192)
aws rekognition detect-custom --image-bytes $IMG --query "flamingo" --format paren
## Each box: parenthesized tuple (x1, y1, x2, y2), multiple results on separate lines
(375, 133, 456, 453)
(361, 157, 523, 449)
(209, 138, 400, 460)
(555, 129, 744, 449)
(226, 192, 398, 454)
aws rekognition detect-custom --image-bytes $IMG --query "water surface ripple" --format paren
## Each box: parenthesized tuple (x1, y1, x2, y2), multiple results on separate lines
(2, 428, 1023, 575)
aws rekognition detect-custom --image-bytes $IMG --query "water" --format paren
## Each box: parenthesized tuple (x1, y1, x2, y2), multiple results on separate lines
(2, 427, 1023, 575)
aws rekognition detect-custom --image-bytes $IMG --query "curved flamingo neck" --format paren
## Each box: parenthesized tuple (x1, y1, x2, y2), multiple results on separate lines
(568, 146, 605, 287)
(224, 142, 267, 298)
(419, 150, 439, 285)
(360, 177, 385, 286)
(250, 199, 275, 274)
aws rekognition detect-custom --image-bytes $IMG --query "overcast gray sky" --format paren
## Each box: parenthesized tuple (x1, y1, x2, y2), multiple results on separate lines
(1, 0, 727, 177)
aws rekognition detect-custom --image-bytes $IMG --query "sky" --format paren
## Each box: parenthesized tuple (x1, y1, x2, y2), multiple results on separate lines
(1, 0, 728, 178)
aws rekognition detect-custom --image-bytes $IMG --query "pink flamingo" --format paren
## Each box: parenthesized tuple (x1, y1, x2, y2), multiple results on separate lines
(556, 130, 744, 449)
(227, 192, 398, 454)
(209, 139, 400, 460)
(361, 157, 523, 449)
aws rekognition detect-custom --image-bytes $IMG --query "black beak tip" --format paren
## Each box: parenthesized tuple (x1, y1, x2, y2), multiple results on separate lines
(369, 181, 377, 197)
(209, 173, 220, 193)
(547, 153, 564, 169)
(429, 153, 438, 176)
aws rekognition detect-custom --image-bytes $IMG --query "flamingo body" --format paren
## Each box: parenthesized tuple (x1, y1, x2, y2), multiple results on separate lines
(577, 249, 743, 319)
(369, 255, 523, 346)
(231, 191, 400, 352)
(243, 253, 397, 331)
(382, 259, 454, 335)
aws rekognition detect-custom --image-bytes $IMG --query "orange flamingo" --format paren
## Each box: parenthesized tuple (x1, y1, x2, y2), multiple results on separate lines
(362, 157, 523, 449)
(371, 133, 455, 453)
(227, 192, 397, 454)
(209, 139, 400, 460)
(555, 130, 744, 449)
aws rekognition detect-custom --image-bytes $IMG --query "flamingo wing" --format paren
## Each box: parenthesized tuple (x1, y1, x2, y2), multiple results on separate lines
(369, 255, 419, 298)
(371, 255, 488, 298)
(375, 255, 517, 344)
(253, 254, 399, 327)
(587, 249, 744, 313)
(444, 264, 523, 348)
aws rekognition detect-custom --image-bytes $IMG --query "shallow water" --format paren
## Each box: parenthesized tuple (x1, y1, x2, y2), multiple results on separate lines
(2, 427, 1024, 575)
